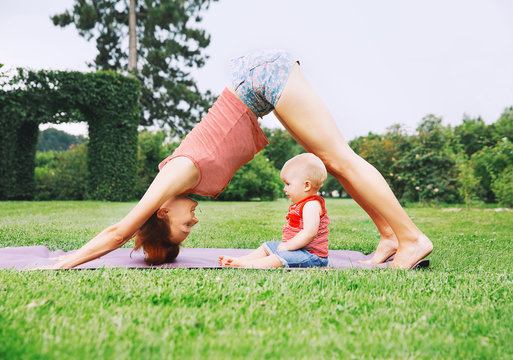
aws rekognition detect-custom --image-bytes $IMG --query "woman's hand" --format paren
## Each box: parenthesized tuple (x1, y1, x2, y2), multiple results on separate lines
(28, 262, 63, 270)
(50, 254, 72, 262)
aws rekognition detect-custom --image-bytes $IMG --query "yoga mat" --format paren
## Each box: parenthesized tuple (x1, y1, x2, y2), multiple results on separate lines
(0, 246, 429, 270)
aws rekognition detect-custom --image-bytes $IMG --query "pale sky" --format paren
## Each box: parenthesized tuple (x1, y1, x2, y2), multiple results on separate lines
(2, 0, 513, 140)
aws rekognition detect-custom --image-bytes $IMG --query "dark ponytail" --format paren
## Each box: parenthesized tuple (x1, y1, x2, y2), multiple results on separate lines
(133, 211, 179, 265)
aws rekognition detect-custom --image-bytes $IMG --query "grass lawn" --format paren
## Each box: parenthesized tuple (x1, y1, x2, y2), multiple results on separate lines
(1, 199, 512, 359)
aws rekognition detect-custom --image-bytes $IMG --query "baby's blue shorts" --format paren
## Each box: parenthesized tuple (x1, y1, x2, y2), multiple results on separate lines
(263, 241, 329, 268)
(230, 49, 297, 118)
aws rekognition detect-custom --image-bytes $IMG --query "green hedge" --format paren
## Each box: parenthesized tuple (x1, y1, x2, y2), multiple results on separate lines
(0, 70, 140, 201)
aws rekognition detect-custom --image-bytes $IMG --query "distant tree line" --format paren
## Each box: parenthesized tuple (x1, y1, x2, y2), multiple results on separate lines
(349, 108, 513, 207)
(37, 128, 87, 152)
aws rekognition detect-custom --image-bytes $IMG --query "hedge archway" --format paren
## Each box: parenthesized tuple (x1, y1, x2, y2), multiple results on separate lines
(0, 69, 140, 201)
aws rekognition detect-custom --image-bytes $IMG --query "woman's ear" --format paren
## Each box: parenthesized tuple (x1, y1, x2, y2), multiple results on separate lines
(156, 208, 169, 219)
(304, 180, 312, 192)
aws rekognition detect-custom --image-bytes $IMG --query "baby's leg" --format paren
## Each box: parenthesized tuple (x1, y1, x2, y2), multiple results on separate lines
(219, 245, 268, 266)
(225, 254, 283, 268)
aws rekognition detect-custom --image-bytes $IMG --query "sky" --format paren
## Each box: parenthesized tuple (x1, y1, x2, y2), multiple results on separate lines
(2, 0, 513, 140)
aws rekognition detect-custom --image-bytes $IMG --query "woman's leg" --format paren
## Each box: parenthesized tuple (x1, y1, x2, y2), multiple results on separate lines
(274, 64, 432, 268)
(275, 112, 398, 264)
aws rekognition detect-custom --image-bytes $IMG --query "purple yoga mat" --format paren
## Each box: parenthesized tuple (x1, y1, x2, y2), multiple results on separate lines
(0, 246, 393, 270)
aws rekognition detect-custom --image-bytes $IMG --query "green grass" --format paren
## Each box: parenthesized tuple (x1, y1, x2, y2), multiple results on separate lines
(1, 199, 512, 359)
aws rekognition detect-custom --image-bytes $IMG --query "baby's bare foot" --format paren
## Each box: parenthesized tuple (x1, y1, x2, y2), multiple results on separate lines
(359, 235, 398, 265)
(219, 255, 235, 266)
(223, 257, 247, 268)
(390, 233, 433, 269)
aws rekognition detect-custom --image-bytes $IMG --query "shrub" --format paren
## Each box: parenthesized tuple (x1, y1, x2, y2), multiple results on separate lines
(472, 138, 513, 203)
(1, 70, 140, 201)
(262, 128, 304, 170)
(134, 130, 178, 198)
(491, 166, 513, 207)
(218, 153, 282, 201)
(35, 143, 88, 200)
(37, 128, 87, 152)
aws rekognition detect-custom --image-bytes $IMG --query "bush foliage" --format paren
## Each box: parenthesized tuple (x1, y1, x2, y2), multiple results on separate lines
(31, 107, 513, 205)
(17, 83, 513, 206)
(35, 144, 88, 200)
(37, 128, 87, 152)
(0, 69, 140, 201)
(217, 153, 282, 201)
(349, 110, 513, 206)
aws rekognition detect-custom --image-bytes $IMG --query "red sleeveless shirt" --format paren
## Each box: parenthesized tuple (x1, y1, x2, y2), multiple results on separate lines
(158, 88, 269, 197)
(282, 195, 330, 257)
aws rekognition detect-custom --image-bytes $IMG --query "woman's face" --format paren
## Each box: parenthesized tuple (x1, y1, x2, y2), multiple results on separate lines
(160, 195, 199, 244)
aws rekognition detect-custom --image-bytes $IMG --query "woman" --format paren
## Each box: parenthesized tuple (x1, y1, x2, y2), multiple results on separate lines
(49, 49, 432, 270)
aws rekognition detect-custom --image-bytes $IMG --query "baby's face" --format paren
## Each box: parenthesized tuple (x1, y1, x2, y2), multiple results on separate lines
(280, 167, 309, 204)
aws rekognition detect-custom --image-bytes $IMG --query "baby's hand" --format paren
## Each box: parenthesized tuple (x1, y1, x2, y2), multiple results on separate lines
(277, 243, 288, 251)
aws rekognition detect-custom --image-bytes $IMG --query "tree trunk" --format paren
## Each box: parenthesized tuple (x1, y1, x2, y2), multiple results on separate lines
(128, 0, 137, 73)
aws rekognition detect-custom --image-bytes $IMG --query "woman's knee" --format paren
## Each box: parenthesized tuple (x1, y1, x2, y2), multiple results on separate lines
(316, 145, 359, 177)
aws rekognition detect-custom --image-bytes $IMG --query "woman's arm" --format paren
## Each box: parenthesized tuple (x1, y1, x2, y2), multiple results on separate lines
(49, 157, 199, 269)
(277, 200, 322, 251)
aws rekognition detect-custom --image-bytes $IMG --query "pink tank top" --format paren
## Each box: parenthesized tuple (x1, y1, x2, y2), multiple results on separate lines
(282, 195, 330, 257)
(158, 88, 269, 197)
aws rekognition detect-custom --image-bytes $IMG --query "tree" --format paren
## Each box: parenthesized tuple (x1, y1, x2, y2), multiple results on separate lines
(491, 166, 513, 207)
(52, 0, 217, 135)
(349, 125, 413, 202)
(491, 106, 513, 143)
(134, 130, 178, 197)
(472, 137, 513, 203)
(128, 0, 137, 73)
(453, 115, 494, 157)
(393, 116, 459, 204)
(37, 128, 87, 152)
(262, 128, 304, 170)
(455, 156, 480, 209)
(217, 153, 282, 201)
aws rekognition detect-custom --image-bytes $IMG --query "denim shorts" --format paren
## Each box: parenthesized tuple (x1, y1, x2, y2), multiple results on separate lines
(230, 49, 297, 117)
(263, 241, 329, 268)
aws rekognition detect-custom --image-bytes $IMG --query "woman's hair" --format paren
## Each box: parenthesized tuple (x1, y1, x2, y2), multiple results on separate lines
(133, 211, 179, 265)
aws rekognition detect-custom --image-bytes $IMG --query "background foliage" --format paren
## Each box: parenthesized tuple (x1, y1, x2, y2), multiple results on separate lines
(35, 144, 88, 201)
(31, 106, 513, 205)
(52, 0, 217, 135)
(217, 153, 282, 201)
(349, 109, 513, 206)
(37, 128, 87, 152)
(10, 81, 513, 206)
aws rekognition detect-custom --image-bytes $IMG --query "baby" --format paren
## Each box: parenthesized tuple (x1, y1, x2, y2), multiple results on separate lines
(219, 153, 330, 268)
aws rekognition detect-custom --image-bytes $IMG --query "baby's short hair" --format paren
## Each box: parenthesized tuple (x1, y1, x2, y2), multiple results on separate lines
(281, 153, 327, 189)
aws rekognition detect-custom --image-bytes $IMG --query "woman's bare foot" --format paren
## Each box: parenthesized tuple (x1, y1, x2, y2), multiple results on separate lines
(358, 235, 399, 265)
(390, 233, 433, 269)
